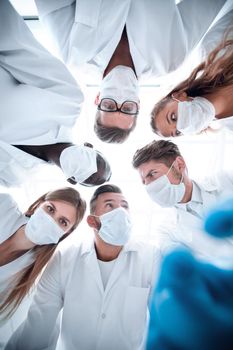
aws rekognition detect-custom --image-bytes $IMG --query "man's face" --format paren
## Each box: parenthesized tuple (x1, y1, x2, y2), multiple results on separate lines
(95, 95, 138, 130)
(94, 192, 129, 217)
(99, 110, 135, 129)
(137, 160, 182, 186)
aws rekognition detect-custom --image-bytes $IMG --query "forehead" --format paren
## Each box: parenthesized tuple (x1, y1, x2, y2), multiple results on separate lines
(138, 160, 169, 175)
(155, 101, 177, 137)
(44, 199, 76, 215)
(100, 111, 134, 129)
(96, 192, 127, 205)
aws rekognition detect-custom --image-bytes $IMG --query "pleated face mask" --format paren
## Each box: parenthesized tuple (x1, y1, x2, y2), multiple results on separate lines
(100, 65, 139, 105)
(145, 161, 185, 207)
(94, 207, 132, 246)
(175, 97, 215, 135)
(25, 207, 64, 245)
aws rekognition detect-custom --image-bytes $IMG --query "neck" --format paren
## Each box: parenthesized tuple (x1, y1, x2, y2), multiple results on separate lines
(0, 225, 35, 266)
(180, 178, 193, 203)
(103, 26, 136, 78)
(14, 143, 74, 167)
(94, 237, 122, 262)
(203, 85, 233, 119)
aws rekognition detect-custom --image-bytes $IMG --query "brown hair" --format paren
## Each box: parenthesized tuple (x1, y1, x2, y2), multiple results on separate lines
(89, 184, 122, 214)
(151, 32, 233, 133)
(132, 140, 181, 168)
(94, 110, 137, 143)
(0, 187, 86, 317)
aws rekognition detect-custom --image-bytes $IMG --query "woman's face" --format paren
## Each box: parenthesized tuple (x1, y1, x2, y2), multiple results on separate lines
(40, 200, 77, 233)
(153, 92, 190, 137)
(154, 99, 181, 137)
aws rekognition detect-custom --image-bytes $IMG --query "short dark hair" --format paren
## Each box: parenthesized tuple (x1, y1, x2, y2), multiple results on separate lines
(132, 140, 181, 168)
(94, 110, 137, 144)
(90, 184, 122, 214)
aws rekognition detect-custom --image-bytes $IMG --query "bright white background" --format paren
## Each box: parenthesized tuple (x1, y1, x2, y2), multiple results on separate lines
(3, 0, 233, 246)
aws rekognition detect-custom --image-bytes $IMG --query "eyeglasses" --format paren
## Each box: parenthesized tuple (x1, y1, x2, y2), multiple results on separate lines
(97, 98, 139, 115)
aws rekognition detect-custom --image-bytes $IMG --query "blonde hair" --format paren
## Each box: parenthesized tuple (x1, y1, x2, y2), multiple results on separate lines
(0, 187, 86, 317)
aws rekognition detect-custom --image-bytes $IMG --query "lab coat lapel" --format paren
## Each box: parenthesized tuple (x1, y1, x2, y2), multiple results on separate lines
(199, 179, 218, 215)
(84, 250, 104, 294)
(104, 250, 128, 295)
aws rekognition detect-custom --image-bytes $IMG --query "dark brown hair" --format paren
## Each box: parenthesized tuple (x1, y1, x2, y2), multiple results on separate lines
(94, 110, 137, 143)
(132, 140, 181, 168)
(151, 32, 233, 133)
(0, 187, 86, 318)
(90, 184, 122, 214)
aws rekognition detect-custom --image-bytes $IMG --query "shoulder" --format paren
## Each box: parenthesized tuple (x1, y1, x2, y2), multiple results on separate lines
(126, 240, 161, 260)
(56, 238, 92, 263)
(0, 193, 26, 243)
(0, 193, 17, 209)
(197, 171, 233, 191)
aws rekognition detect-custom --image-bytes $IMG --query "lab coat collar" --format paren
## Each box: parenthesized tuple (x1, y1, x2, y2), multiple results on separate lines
(80, 237, 141, 257)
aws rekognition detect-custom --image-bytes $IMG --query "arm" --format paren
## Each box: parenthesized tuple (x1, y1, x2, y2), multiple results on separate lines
(6, 250, 63, 350)
(0, 0, 82, 102)
(35, 0, 76, 63)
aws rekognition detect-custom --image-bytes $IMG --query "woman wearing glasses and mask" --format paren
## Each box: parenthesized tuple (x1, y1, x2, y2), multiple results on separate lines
(0, 188, 86, 349)
(150, 32, 233, 138)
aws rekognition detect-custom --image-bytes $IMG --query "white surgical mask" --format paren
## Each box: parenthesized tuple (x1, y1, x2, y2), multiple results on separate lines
(25, 207, 64, 245)
(100, 65, 139, 104)
(60, 145, 97, 183)
(146, 162, 185, 207)
(94, 207, 132, 246)
(176, 96, 215, 135)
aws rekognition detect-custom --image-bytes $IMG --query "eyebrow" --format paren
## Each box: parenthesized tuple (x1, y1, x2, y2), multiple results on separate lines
(166, 112, 171, 125)
(104, 199, 129, 206)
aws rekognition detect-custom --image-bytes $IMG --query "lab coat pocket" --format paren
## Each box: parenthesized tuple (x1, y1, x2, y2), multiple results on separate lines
(75, 0, 102, 28)
(123, 286, 150, 345)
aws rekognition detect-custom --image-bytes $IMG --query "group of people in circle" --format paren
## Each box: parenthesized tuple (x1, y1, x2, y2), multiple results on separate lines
(1, 1, 233, 349)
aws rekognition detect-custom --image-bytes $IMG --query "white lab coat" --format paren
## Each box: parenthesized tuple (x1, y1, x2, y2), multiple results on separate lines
(0, 1, 83, 186)
(0, 193, 34, 349)
(6, 239, 161, 350)
(158, 172, 233, 267)
(35, 0, 230, 81)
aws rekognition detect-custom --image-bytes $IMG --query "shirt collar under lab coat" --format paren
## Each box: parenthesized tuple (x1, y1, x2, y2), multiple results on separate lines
(80, 237, 141, 257)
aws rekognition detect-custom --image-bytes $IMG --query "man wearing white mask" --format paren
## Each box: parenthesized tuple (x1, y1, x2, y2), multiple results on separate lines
(0, 1, 111, 187)
(6, 184, 161, 350)
(35, 0, 231, 143)
(132, 140, 233, 266)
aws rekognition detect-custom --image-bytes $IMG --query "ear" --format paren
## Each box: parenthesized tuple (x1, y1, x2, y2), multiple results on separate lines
(94, 92, 100, 106)
(87, 215, 99, 229)
(175, 156, 186, 172)
(172, 91, 188, 102)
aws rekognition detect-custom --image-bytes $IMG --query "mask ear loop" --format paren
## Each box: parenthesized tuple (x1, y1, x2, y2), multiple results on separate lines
(171, 94, 180, 103)
(166, 160, 184, 185)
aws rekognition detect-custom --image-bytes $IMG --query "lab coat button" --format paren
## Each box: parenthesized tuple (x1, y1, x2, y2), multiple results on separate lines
(101, 313, 106, 319)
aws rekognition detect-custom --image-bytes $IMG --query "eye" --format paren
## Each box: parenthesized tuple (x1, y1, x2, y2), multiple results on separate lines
(59, 218, 68, 227)
(122, 204, 129, 210)
(171, 113, 177, 122)
(175, 130, 182, 136)
(106, 203, 113, 208)
(46, 205, 54, 213)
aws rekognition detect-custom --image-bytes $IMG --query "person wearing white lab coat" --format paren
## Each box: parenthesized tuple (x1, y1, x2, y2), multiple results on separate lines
(132, 140, 233, 266)
(0, 0, 111, 187)
(35, 0, 232, 144)
(6, 184, 161, 350)
(0, 188, 86, 349)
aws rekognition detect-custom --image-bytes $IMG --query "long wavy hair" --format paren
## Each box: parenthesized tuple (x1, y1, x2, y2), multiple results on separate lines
(151, 30, 233, 133)
(0, 187, 86, 318)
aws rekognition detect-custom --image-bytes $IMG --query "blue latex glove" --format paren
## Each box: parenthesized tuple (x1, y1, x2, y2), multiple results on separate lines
(147, 198, 233, 350)
(204, 198, 233, 238)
